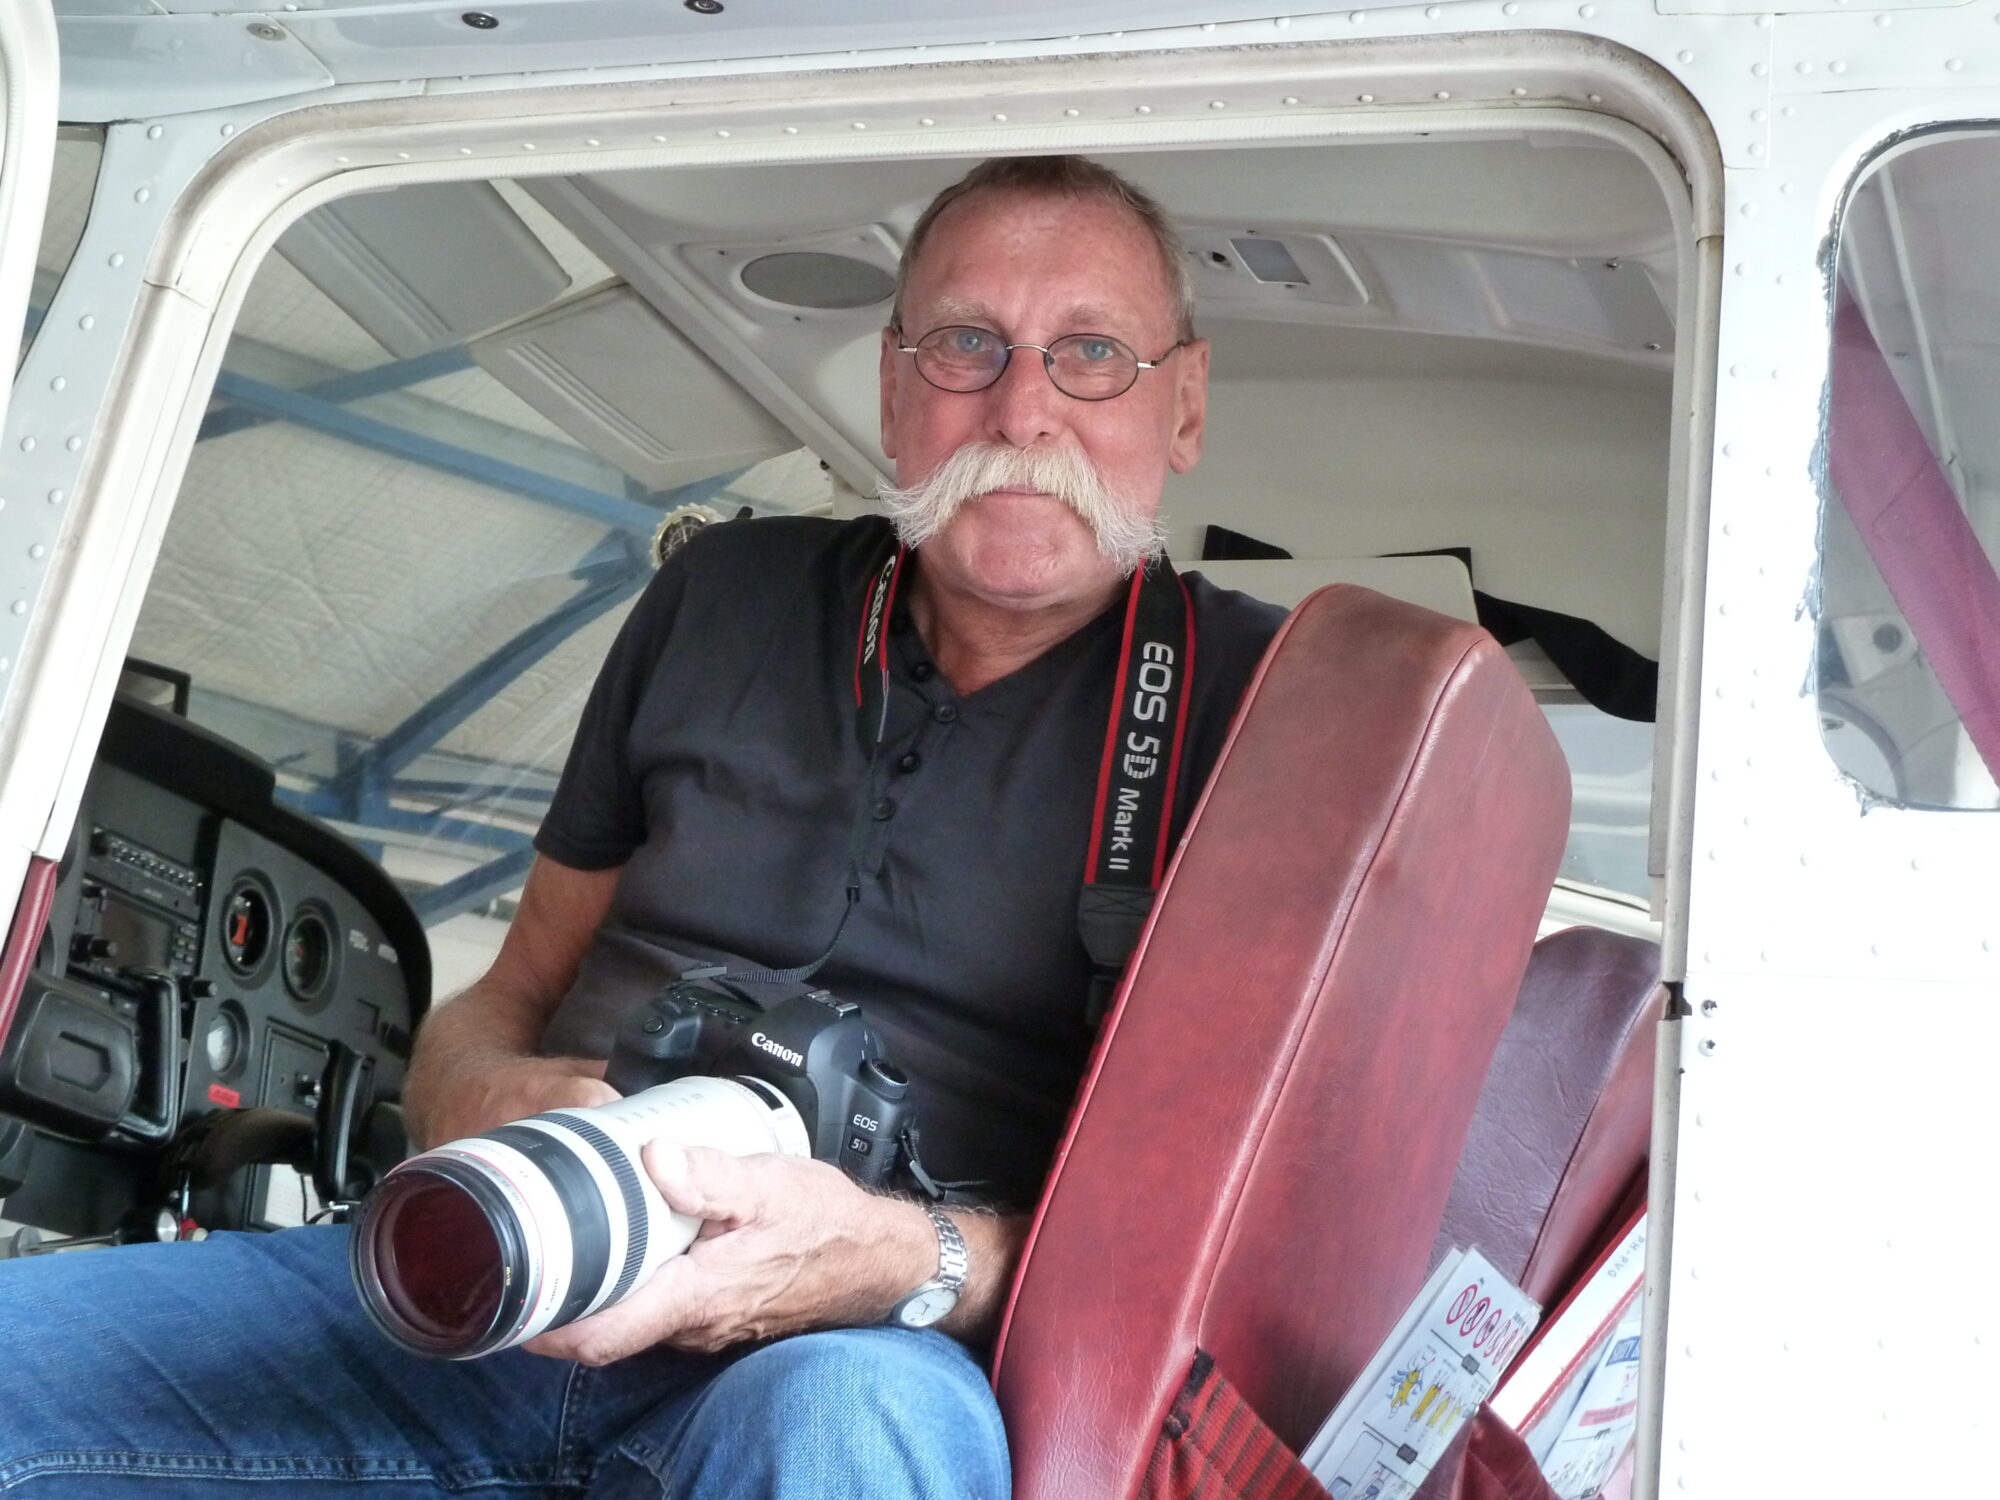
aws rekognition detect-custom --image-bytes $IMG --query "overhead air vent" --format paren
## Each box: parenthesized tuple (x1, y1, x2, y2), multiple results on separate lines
(681, 224, 902, 327)
(739, 252, 895, 311)
(1229, 236, 1311, 286)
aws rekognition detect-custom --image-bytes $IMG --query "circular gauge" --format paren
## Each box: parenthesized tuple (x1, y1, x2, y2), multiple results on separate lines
(203, 1003, 246, 1077)
(283, 908, 335, 1003)
(220, 879, 274, 975)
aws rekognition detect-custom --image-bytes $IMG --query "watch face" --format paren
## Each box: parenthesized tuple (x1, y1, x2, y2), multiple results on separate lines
(894, 1286, 958, 1329)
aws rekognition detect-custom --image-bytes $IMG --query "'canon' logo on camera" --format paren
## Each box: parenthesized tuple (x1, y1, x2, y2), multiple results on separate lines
(751, 1031, 805, 1068)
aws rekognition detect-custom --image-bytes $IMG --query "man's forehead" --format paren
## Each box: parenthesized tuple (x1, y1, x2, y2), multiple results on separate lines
(903, 192, 1176, 332)
(919, 293, 1128, 332)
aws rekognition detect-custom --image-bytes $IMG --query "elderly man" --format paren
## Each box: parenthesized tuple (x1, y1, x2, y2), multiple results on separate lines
(0, 156, 1282, 1498)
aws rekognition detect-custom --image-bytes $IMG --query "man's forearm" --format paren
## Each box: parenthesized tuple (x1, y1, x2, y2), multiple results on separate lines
(401, 858, 624, 1149)
(406, 976, 546, 1088)
(402, 977, 616, 1149)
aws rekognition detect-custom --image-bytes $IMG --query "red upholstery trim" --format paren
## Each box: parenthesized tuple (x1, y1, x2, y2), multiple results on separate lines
(1140, 1354, 1326, 1500)
(0, 856, 58, 1056)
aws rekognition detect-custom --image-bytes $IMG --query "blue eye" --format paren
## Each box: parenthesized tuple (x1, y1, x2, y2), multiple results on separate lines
(948, 328, 996, 355)
(1074, 338, 1118, 363)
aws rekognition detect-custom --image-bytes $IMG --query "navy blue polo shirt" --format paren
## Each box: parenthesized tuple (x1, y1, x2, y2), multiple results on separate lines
(536, 515, 1283, 1205)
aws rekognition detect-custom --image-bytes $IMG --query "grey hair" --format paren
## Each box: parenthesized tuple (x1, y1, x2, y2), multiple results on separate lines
(891, 155, 1196, 343)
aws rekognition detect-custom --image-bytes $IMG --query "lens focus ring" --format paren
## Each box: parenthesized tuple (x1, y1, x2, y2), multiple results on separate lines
(522, 1112, 653, 1306)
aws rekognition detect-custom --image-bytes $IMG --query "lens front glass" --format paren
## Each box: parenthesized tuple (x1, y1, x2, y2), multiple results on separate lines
(376, 1173, 505, 1347)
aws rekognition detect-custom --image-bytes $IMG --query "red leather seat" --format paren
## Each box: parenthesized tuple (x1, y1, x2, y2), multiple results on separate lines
(993, 584, 1572, 1500)
(1416, 925, 1665, 1500)
(1433, 925, 1664, 1307)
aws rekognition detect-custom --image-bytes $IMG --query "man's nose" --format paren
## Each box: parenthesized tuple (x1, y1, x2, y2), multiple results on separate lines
(980, 345, 1066, 449)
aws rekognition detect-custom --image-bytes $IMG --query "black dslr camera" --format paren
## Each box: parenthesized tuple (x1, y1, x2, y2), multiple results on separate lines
(605, 974, 925, 1191)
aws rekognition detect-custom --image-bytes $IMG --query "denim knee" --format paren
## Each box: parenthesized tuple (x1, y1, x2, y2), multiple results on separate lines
(600, 1327, 1009, 1500)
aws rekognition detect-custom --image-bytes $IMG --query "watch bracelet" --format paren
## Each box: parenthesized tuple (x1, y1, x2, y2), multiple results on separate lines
(925, 1205, 969, 1291)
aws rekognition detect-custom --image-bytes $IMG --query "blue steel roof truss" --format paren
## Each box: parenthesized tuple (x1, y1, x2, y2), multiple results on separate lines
(191, 341, 749, 925)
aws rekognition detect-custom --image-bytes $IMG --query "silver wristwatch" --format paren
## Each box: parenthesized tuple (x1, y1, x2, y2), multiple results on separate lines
(889, 1205, 968, 1329)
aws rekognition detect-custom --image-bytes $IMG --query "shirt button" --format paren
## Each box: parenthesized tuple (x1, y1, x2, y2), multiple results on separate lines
(933, 703, 959, 724)
(897, 752, 922, 774)
(872, 798, 897, 821)
(910, 660, 936, 682)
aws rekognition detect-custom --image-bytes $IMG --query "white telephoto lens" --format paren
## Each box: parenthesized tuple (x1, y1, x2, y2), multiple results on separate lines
(351, 1074, 810, 1359)
(540, 1075, 812, 1317)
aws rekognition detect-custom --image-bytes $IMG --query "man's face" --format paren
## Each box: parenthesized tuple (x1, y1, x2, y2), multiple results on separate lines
(879, 189, 1209, 611)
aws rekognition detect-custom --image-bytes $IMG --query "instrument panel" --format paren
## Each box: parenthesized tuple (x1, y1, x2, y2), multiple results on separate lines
(0, 697, 429, 1242)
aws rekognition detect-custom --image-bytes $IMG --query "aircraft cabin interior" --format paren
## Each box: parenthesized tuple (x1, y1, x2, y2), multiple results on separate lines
(5, 7, 1997, 1496)
(2, 128, 1677, 1247)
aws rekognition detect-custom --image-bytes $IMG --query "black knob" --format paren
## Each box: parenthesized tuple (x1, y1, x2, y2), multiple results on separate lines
(89, 831, 113, 856)
(186, 979, 218, 1001)
(860, 1057, 909, 1100)
(69, 934, 117, 963)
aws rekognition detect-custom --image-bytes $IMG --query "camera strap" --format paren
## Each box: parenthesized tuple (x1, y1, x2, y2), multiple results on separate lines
(854, 540, 1193, 1025)
(1077, 555, 1195, 1023)
(716, 549, 908, 989)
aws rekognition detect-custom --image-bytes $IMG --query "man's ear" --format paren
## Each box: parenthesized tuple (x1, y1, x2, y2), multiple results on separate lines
(1167, 337, 1210, 474)
(879, 326, 902, 461)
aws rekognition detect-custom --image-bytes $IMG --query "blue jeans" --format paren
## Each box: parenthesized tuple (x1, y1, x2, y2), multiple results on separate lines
(0, 1226, 1008, 1497)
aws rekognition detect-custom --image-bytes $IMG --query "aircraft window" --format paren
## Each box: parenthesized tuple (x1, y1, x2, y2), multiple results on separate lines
(1821, 133, 2000, 810)
(16, 127, 102, 370)
(131, 181, 831, 996)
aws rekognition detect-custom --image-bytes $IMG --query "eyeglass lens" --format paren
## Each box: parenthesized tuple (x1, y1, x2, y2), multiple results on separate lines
(913, 326, 1141, 400)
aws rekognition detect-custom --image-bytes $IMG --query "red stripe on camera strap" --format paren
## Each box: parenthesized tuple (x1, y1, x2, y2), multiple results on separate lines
(854, 545, 905, 723)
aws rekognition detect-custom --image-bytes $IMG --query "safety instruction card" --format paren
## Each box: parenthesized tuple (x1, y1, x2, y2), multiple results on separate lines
(1298, 1247, 1539, 1500)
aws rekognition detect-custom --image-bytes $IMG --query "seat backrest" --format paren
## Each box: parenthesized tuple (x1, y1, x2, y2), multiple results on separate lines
(1432, 925, 1664, 1306)
(1412, 927, 1664, 1500)
(992, 584, 1571, 1500)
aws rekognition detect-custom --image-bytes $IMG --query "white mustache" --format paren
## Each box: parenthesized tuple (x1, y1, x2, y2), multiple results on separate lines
(875, 442, 1166, 575)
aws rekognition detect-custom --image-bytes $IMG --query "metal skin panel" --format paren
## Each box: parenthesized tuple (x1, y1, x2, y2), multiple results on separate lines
(0, 3, 1996, 1494)
(54, 12, 334, 121)
(1664, 27, 2000, 1491)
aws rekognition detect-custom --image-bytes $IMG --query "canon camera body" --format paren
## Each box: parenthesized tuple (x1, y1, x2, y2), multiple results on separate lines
(604, 976, 921, 1189)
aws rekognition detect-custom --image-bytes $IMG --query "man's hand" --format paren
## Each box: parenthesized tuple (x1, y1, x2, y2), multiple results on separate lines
(525, 1144, 937, 1364)
(407, 1054, 618, 1150)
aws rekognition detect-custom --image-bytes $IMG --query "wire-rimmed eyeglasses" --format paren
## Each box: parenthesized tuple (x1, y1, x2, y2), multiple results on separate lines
(895, 325, 1188, 402)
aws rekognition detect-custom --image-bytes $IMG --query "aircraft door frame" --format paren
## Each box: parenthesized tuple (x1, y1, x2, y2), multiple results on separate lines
(0, 0, 58, 909)
(0, 0, 56, 436)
